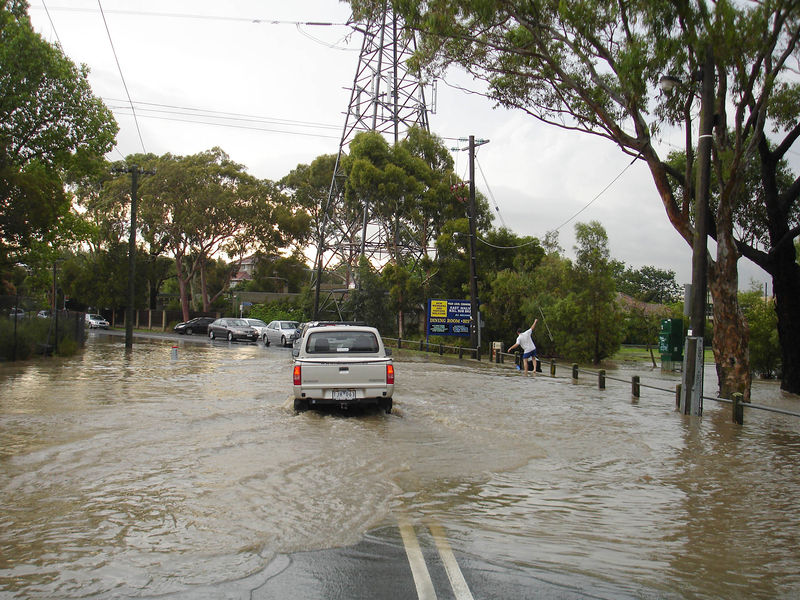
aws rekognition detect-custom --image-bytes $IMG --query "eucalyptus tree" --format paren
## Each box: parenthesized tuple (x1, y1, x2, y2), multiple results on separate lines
(281, 154, 337, 271)
(138, 149, 255, 319)
(0, 0, 117, 288)
(138, 149, 309, 318)
(357, 0, 800, 395)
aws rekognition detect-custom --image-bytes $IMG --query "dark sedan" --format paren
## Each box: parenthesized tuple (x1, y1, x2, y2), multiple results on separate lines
(174, 316, 215, 335)
(207, 318, 259, 342)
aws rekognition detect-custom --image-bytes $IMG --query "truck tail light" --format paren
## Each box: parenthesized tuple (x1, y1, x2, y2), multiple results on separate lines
(386, 364, 394, 385)
(293, 365, 302, 385)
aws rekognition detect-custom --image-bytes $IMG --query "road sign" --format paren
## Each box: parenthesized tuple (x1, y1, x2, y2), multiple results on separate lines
(427, 299, 471, 338)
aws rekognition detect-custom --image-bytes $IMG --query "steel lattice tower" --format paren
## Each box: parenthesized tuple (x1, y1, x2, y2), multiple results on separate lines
(312, 5, 432, 317)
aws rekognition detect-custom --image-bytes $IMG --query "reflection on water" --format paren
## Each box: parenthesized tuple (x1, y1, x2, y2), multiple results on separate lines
(1, 335, 799, 598)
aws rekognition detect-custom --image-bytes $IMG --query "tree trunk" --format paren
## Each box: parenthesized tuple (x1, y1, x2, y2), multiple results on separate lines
(178, 276, 190, 323)
(752, 134, 800, 393)
(200, 260, 210, 313)
(709, 229, 752, 401)
(176, 254, 191, 322)
(772, 246, 800, 393)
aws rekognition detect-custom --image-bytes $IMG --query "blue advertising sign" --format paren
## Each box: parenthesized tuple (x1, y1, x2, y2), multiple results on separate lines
(427, 299, 472, 337)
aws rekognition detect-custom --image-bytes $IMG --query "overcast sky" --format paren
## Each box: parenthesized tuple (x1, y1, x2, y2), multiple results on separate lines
(27, 0, 777, 292)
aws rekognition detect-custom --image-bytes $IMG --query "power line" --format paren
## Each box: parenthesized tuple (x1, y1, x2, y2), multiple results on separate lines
(40, 0, 62, 47)
(475, 155, 507, 228)
(102, 98, 341, 131)
(470, 153, 640, 251)
(550, 153, 640, 233)
(97, 0, 147, 154)
(475, 235, 540, 250)
(32, 5, 350, 27)
(106, 109, 341, 140)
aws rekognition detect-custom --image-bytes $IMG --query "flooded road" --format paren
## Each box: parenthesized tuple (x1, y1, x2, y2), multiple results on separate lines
(1, 333, 799, 598)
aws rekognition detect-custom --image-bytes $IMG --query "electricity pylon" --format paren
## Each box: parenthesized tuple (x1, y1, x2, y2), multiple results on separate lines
(312, 5, 433, 318)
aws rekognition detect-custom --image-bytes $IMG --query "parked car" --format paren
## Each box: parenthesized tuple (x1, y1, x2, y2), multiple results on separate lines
(174, 316, 215, 335)
(292, 321, 364, 347)
(207, 318, 259, 342)
(291, 323, 394, 413)
(264, 320, 300, 347)
(85, 314, 109, 329)
(36, 310, 51, 319)
(8, 307, 25, 320)
(244, 318, 269, 341)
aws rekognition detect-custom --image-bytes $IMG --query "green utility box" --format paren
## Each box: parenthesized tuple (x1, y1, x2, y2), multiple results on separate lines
(659, 318, 684, 371)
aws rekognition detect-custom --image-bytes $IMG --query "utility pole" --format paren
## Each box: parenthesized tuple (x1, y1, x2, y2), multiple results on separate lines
(467, 135, 489, 354)
(681, 47, 714, 416)
(113, 164, 155, 349)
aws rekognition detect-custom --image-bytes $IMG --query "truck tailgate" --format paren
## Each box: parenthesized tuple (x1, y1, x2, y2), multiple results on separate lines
(297, 358, 390, 388)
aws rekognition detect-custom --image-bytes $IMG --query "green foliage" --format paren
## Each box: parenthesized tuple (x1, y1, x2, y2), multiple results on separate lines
(375, 0, 800, 392)
(623, 306, 662, 346)
(481, 269, 535, 348)
(0, 316, 80, 361)
(0, 0, 117, 282)
(614, 264, 682, 304)
(248, 298, 306, 324)
(58, 245, 148, 312)
(740, 287, 781, 378)
(248, 253, 309, 293)
(130, 148, 310, 318)
(343, 257, 393, 333)
(545, 222, 623, 364)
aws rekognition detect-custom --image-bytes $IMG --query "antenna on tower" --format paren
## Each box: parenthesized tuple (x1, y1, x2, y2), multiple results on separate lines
(311, 5, 431, 318)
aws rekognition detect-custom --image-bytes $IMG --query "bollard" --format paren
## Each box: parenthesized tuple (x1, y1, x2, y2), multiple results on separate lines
(550, 359, 556, 377)
(439, 342, 444, 356)
(398, 338, 402, 350)
(598, 369, 606, 390)
(632, 375, 640, 398)
(459, 347, 463, 359)
(419, 339, 424, 351)
(732, 392, 744, 425)
(572, 363, 579, 379)
(171, 345, 178, 360)
(675, 384, 682, 409)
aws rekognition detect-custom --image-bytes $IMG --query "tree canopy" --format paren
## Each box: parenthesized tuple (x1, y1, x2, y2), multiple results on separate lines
(0, 0, 117, 287)
(358, 0, 800, 394)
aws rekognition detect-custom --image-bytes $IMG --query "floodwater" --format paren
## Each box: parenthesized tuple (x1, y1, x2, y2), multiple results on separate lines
(1, 334, 799, 598)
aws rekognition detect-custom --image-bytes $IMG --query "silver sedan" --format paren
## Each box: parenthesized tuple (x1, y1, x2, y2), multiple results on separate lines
(263, 320, 299, 347)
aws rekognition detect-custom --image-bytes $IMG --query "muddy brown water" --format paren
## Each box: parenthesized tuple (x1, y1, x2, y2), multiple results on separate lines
(1, 334, 799, 598)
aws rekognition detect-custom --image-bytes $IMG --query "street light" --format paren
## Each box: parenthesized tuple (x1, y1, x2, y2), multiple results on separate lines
(661, 49, 715, 416)
(658, 75, 681, 93)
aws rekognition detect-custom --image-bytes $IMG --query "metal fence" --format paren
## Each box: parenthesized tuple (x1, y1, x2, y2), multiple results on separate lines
(382, 336, 798, 426)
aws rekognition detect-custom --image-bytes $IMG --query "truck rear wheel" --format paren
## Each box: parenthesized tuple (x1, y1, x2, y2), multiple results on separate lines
(380, 398, 392, 414)
(294, 398, 309, 412)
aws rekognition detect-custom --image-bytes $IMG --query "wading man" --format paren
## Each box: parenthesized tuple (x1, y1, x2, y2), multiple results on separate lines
(509, 320, 539, 375)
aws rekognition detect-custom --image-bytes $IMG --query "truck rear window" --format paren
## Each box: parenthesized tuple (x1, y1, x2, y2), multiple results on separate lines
(306, 331, 379, 354)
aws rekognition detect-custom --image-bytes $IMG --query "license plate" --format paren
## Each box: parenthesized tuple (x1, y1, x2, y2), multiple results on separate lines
(332, 389, 356, 401)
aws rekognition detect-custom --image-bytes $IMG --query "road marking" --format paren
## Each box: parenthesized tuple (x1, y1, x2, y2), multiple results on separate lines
(428, 521, 476, 600)
(397, 515, 438, 600)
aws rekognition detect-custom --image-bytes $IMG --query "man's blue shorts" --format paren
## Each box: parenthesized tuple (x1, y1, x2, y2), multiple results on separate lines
(522, 349, 537, 359)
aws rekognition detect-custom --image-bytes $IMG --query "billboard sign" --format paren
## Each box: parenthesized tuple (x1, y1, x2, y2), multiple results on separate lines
(427, 299, 472, 337)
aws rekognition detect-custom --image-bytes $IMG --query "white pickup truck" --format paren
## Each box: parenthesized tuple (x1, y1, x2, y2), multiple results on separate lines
(291, 324, 394, 413)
